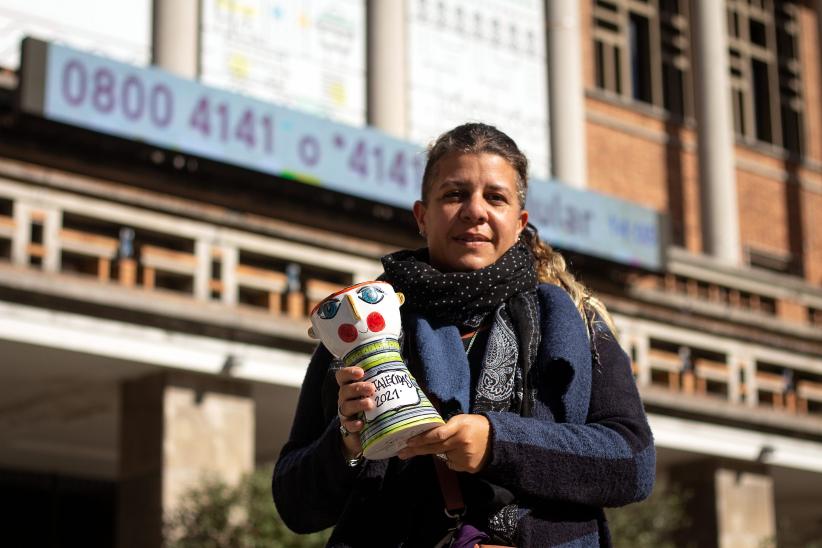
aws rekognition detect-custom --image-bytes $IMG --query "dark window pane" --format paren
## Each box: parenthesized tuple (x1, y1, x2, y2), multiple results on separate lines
(661, 0, 679, 12)
(595, 40, 606, 89)
(781, 107, 801, 154)
(629, 13, 653, 103)
(614, 44, 623, 94)
(734, 89, 746, 135)
(777, 27, 795, 59)
(30, 222, 44, 244)
(663, 64, 684, 117)
(751, 59, 773, 142)
(750, 19, 768, 47)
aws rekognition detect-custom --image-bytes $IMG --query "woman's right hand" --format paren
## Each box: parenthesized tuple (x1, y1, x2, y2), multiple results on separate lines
(335, 366, 375, 458)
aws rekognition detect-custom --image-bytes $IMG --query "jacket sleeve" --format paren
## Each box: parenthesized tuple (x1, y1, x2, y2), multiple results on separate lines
(272, 344, 362, 533)
(479, 323, 655, 508)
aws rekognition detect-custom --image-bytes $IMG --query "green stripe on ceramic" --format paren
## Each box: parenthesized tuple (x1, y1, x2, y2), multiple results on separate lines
(358, 352, 404, 372)
(361, 406, 442, 442)
(343, 339, 401, 366)
(362, 415, 445, 451)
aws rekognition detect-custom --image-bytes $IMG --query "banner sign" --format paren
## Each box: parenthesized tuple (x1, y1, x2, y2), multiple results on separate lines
(18, 39, 664, 270)
(526, 182, 663, 269)
(20, 38, 424, 209)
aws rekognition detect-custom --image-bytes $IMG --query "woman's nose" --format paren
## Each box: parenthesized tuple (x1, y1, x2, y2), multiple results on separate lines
(459, 193, 488, 222)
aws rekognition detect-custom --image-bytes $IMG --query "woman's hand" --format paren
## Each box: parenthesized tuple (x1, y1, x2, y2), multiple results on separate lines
(335, 366, 375, 458)
(397, 414, 491, 473)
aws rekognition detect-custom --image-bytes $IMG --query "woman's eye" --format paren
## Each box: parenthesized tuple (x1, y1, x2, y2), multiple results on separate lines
(318, 299, 340, 319)
(357, 286, 384, 305)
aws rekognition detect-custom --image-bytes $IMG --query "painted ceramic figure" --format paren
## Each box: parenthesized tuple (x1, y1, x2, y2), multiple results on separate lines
(308, 281, 444, 459)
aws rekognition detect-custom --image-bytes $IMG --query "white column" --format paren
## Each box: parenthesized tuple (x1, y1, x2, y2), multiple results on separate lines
(220, 244, 239, 307)
(42, 208, 62, 273)
(546, 0, 587, 188)
(367, 0, 407, 138)
(634, 328, 651, 387)
(11, 202, 31, 266)
(152, 0, 199, 78)
(692, 0, 741, 264)
(194, 240, 211, 301)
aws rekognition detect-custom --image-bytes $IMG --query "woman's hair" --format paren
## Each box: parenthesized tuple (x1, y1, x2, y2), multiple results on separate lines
(421, 122, 617, 334)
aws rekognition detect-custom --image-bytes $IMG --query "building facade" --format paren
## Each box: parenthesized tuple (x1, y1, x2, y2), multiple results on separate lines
(0, 1, 820, 546)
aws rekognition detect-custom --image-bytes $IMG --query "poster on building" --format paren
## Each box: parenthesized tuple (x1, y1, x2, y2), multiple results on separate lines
(406, 0, 550, 178)
(0, 0, 151, 70)
(200, 0, 366, 126)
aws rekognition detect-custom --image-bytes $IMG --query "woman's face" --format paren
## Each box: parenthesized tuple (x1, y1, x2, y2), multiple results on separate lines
(413, 152, 529, 272)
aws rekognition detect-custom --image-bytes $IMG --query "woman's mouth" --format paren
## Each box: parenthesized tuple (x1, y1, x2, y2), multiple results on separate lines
(454, 234, 491, 246)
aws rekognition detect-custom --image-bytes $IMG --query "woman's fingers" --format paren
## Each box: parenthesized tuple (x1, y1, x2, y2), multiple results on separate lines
(338, 388, 375, 418)
(397, 414, 491, 473)
(336, 366, 375, 425)
(335, 365, 365, 387)
(341, 417, 366, 434)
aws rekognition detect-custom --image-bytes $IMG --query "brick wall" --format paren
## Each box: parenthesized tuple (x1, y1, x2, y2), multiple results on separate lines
(735, 165, 790, 257)
(578, 0, 821, 283)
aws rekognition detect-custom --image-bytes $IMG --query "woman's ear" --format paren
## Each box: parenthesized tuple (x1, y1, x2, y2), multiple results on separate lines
(412, 201, 427, 239)
(516, 209, 529, 238)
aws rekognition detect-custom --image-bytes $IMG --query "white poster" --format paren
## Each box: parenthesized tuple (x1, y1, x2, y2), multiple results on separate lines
(200, 0, 366, 126)
(407, 0, 550, 178)
(0, 0, 151, 69)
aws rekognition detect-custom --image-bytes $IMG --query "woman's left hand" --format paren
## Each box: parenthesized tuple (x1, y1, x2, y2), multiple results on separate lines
(397, 414, 491, 473)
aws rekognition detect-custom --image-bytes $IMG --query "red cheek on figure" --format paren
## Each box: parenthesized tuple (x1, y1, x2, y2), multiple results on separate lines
(338, 323, 358, 342)
(367, 312, 385, 332)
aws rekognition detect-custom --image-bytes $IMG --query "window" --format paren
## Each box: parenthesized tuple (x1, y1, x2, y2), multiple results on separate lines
(593, 0, 692, 117)
(727, 0, 803, 154)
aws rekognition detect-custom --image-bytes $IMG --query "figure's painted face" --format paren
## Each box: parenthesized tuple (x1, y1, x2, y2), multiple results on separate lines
(308, 281, 405, 358)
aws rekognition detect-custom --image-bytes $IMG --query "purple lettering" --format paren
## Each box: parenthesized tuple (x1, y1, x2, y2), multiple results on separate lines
(61, 60, 86, 106)
(372, 145, 384, 181)
(92, 68, 115, 113)
(121, 75, 144, 120)
(299, 135, 320, 166)
(389, 151, 407, 188)
(150, 84, 173, 127)
(216, 102, 229, 141)
(261, 115, 274, 153)
(235, 109, 255, 148)
(348, 140, 367, 177)
(189, 97, 211, 137)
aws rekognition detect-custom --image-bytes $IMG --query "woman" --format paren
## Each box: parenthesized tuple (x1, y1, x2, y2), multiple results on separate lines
(273, 123, 655, 547)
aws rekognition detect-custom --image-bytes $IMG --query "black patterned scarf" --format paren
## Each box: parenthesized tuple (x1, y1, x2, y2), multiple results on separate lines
(380, 240, 538, 328)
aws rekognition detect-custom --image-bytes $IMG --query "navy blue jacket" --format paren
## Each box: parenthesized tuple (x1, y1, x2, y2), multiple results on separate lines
(273, 284, 655, 547)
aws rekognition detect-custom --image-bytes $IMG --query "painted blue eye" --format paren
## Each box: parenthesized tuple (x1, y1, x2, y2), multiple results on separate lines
(318, 299, 340, 319)
(357, 286, 384, 305)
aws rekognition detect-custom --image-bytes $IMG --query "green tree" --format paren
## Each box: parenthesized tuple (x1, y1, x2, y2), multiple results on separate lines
(165, 467, 331, 548)
(605, 481, 692, 548)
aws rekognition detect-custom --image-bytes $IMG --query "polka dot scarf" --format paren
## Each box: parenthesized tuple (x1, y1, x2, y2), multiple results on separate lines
(380, 241, 538, 328)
